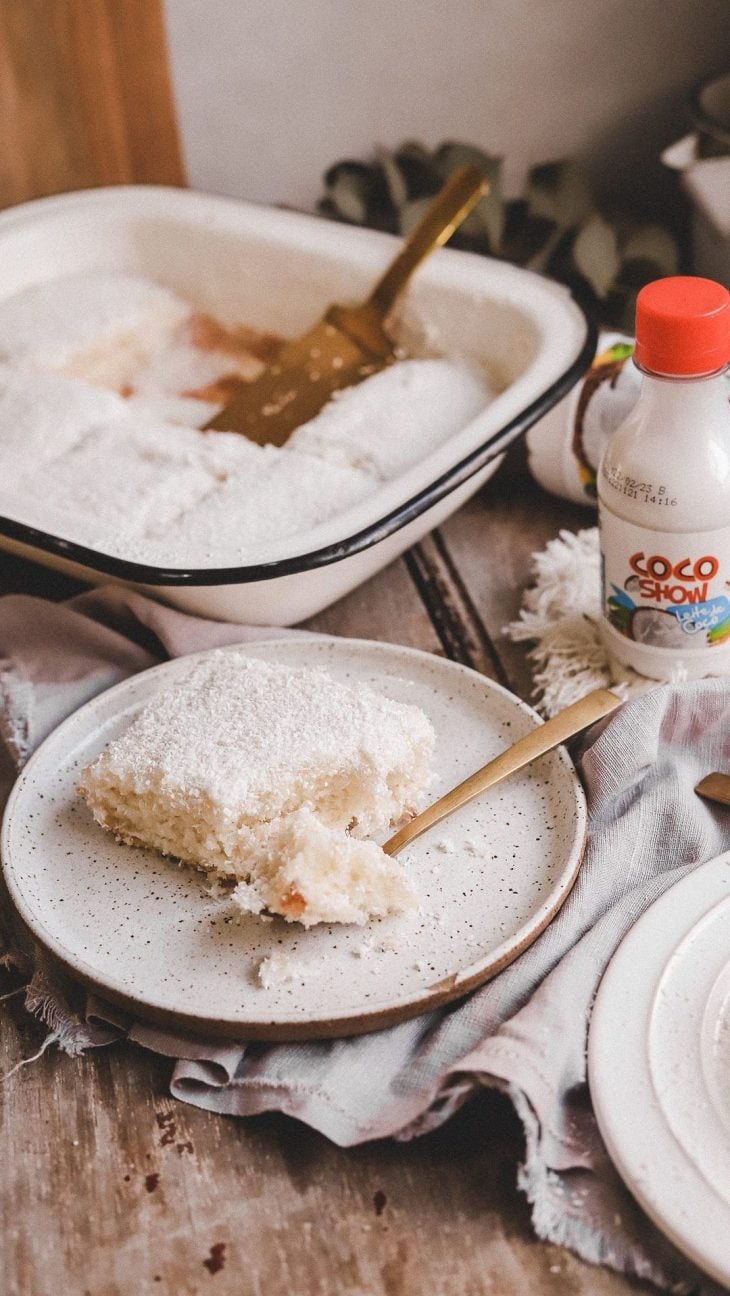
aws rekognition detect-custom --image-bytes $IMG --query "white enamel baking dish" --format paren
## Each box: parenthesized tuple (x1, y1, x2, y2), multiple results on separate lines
(0, 186, 595, 624)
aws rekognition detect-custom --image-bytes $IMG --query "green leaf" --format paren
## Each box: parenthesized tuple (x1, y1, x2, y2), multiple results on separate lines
(397, 139, 432, 161)
(376, 147, 410, 211)
(607, 341, 635, 360)
(527, 160, 593, 230)
(317, 138, 680, 332)
(501, 199, 554, 264)
(621, 225, 679, 277)
(573, 215, 621, 296)
(475, 170, 505, 252)
(433, 141, 497, 178)
(323, 162, 386, 225)
(327, 170, 368, 224)
(434, 142, 505, 251)
(392, 145, 442, 200)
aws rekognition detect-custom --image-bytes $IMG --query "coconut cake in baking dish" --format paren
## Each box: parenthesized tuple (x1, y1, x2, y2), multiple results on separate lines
(0, 270, 491, 566)
(0, 271, 280, 409)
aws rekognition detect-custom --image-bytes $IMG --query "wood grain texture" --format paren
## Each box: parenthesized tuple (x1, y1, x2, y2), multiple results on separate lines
(303, 555, 441, 654)
(0, 0, 184, 209)
(440, 473, 595, 700)
(405, 531, 509, 685)
(0, 475, 652, 1296)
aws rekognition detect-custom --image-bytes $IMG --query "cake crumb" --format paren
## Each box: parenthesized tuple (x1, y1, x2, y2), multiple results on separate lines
(435, 837, 456, 854)
(374, 932, 401, 954)
(257, 951, 324, 990)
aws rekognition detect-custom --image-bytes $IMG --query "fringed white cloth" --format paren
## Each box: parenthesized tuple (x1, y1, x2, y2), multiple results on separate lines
(506, 528, 654, 716)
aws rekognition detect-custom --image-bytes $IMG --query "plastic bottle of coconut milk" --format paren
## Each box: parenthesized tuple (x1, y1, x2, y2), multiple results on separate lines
(598, 276, 730, 681)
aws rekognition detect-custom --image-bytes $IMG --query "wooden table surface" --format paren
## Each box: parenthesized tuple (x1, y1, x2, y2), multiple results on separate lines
(0, 465, 655, 1296)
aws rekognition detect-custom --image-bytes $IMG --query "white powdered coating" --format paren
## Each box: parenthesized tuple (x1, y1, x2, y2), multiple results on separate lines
(132, 447, 373, 566)
(127, 330, 264, 406)
(0, 273, 190, 379)
(82, 652, 434, 819)
(79, 652, 434, 927)
(0, 367, 127, 478)
(0, 271, 495, 565)
(8, 419, 221, 550)
(124, 393, 218, 428)
(288, 358, 488, 479)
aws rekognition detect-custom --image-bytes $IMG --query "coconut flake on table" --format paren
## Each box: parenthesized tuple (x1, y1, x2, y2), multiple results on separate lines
(288, 357, 489, 480)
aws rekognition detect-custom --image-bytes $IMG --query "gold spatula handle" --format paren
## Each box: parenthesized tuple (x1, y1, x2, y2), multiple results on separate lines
(383, 688, 622, 857)
(368, 164, 488, 318)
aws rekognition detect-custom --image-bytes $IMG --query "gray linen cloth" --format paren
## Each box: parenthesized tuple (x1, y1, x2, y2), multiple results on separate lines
(1, 586, 728, 1296)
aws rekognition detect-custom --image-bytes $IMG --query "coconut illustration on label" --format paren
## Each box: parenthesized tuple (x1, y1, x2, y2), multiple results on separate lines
(572, 341, 637, 499)
(606, 552, 730, 649)
(527, 333, 640, 506)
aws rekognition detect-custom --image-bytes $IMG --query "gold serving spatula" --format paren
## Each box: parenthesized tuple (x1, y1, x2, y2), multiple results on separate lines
(203, 165, 487, 446)
(695, 773, 730, 807)
(383, 688, 623, 857)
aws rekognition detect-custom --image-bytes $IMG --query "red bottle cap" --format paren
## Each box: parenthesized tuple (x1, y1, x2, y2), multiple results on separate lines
(634, 276, 730, 376)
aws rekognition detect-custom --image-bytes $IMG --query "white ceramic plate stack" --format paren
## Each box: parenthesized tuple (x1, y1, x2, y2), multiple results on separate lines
(589, 852, 730, 1287)
(1, 639, 587, 1040)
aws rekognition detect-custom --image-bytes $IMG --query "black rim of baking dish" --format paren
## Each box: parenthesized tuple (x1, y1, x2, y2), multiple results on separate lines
(0, 291, 597, 585)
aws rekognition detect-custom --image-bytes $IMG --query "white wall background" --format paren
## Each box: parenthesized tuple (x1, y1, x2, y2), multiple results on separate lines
(164, 0, 730, 215)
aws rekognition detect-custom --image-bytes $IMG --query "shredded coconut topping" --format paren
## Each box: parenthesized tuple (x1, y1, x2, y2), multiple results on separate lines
(0, 271, 492, 566)
(0, 272, 189, 377)
(78, 652, 435, 927)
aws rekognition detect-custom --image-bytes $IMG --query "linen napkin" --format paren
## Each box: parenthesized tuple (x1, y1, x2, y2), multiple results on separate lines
(1, 585, 729, 1296)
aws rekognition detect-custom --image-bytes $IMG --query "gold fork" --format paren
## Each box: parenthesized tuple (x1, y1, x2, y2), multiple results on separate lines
(384, 688, 622, 856)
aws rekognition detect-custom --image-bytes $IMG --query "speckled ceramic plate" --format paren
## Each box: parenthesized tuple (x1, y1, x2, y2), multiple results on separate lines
(1, 637, 586, 1040)
(589, 853, 730, 1287)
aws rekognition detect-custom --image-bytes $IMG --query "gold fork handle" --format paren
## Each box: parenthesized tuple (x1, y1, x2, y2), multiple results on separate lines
(383, 688, 622, 857)
(695, 772, 730, 806)
(367, 164, 488, 319)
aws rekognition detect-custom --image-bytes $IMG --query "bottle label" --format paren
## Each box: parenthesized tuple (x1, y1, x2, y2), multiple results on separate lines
(599, 508, 730, 650)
